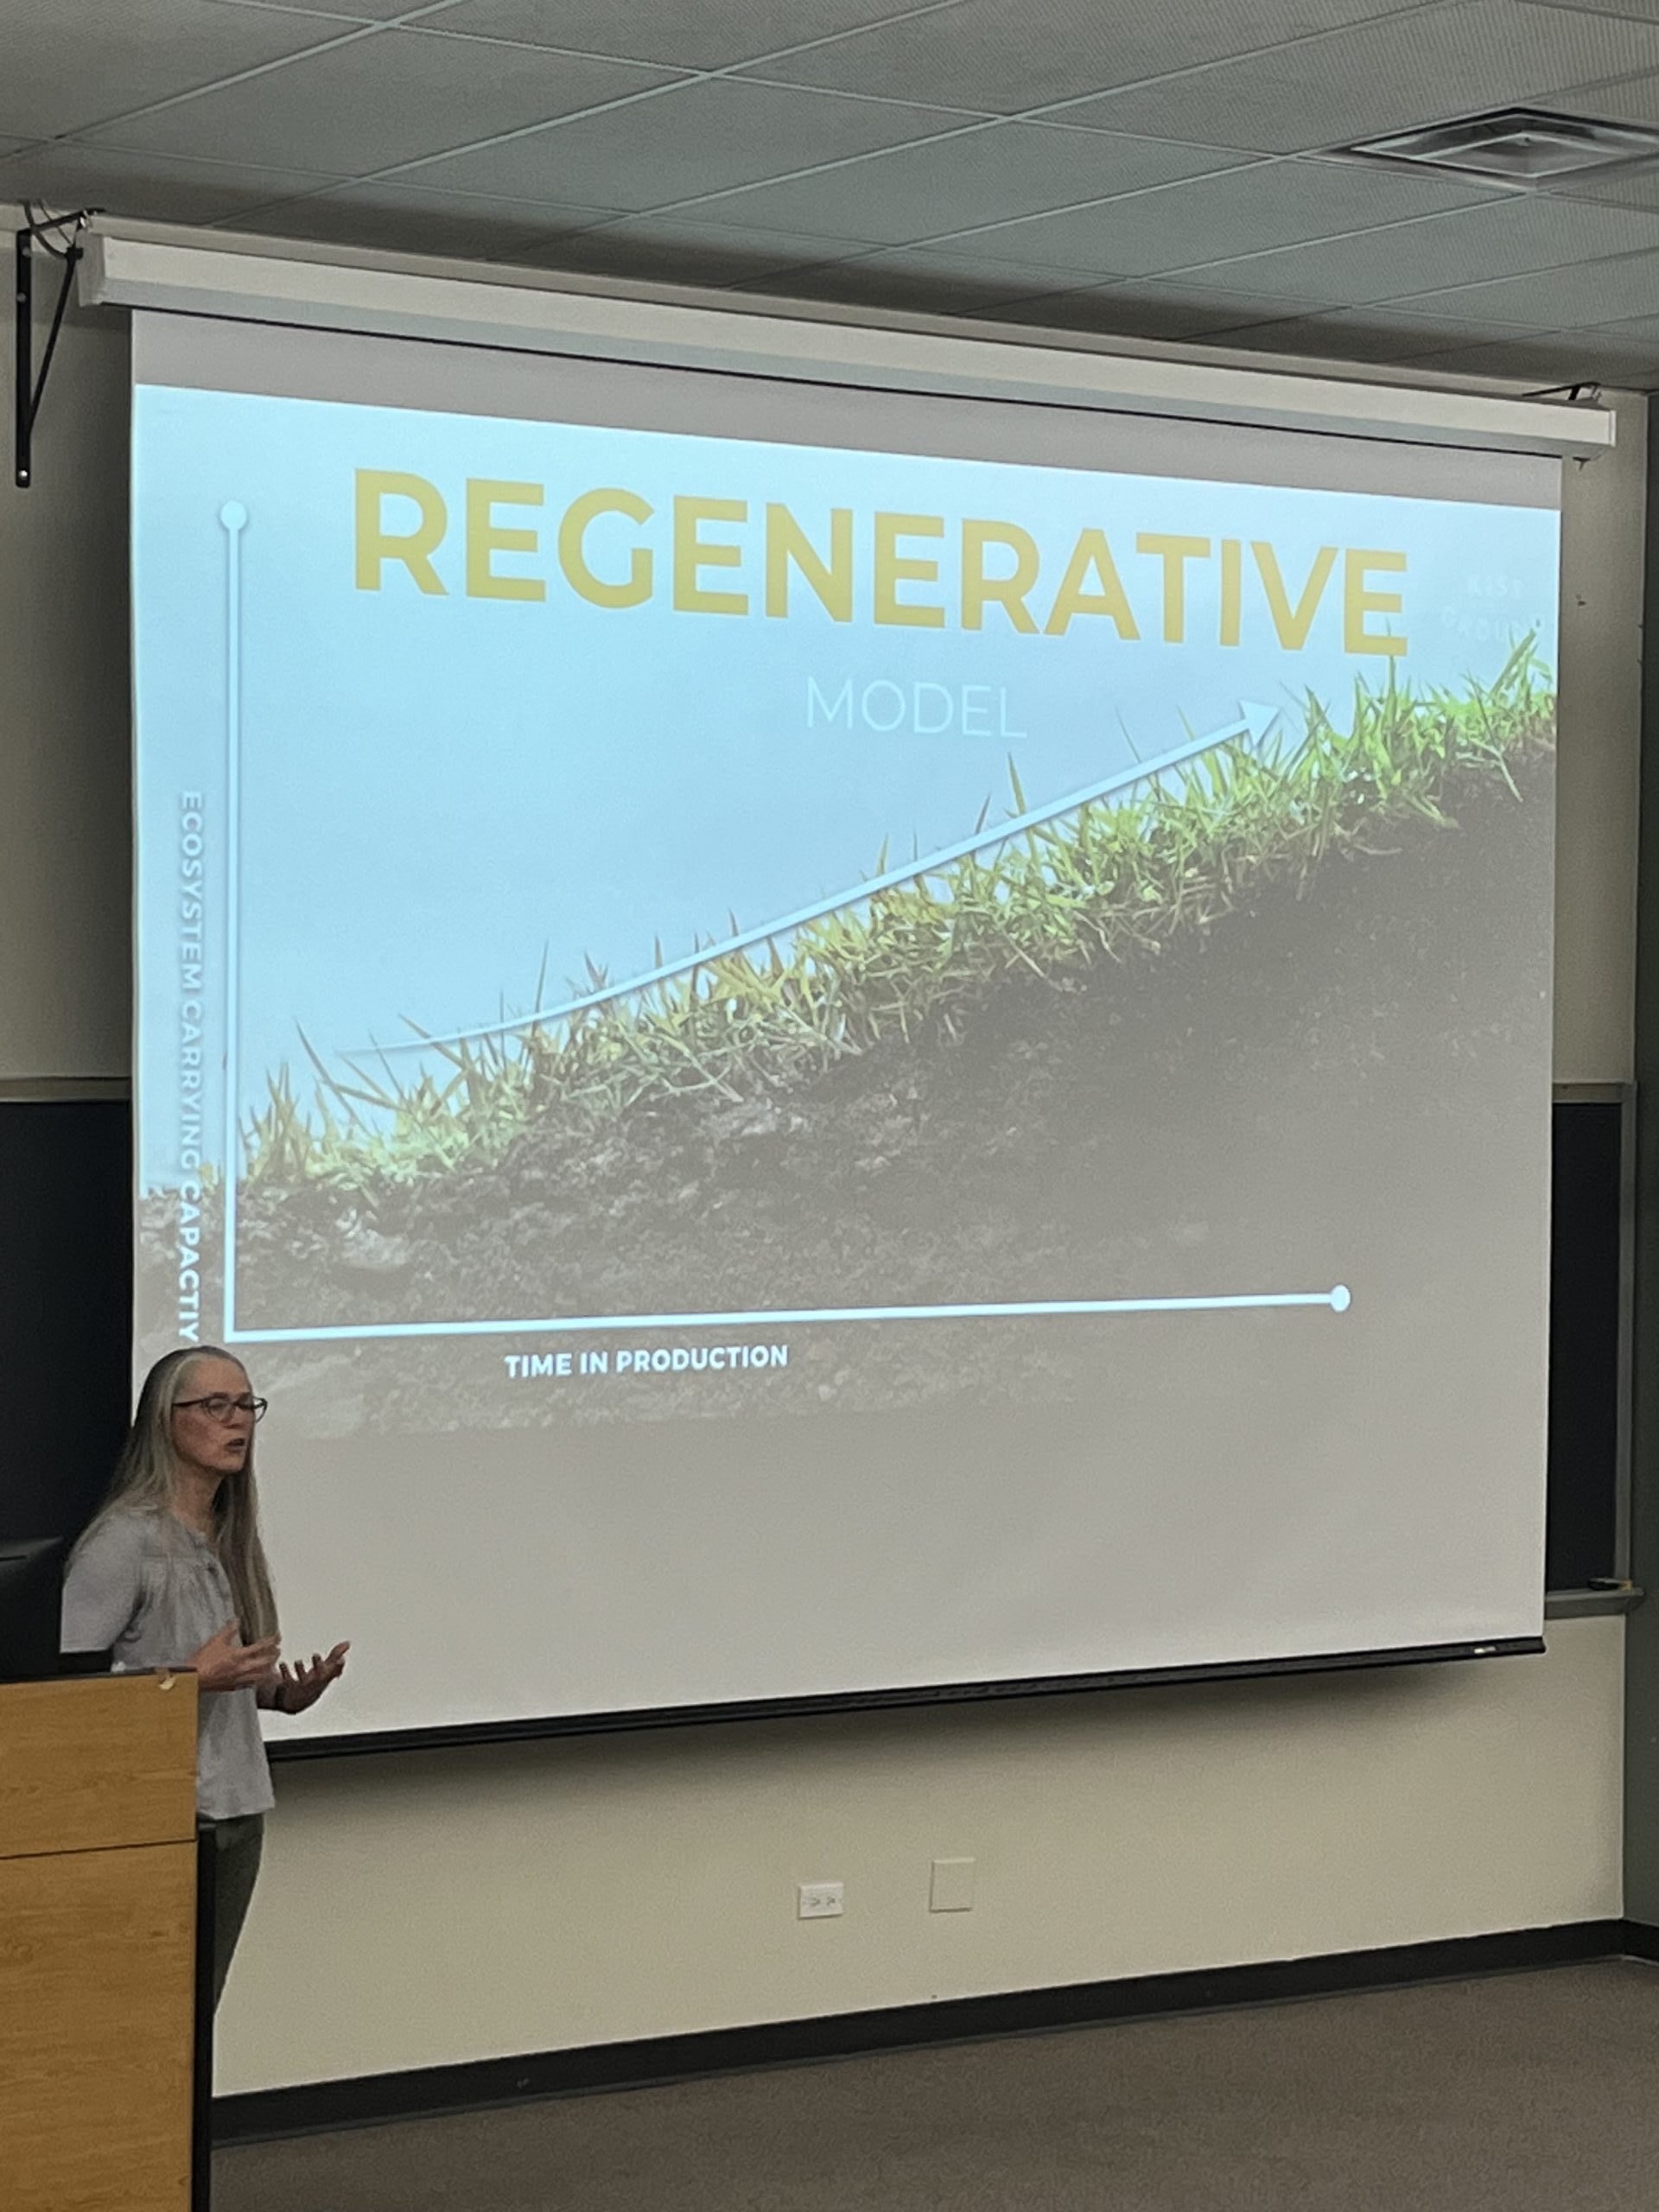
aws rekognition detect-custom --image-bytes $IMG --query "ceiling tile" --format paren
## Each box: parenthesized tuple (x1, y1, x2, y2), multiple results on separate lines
(521, 216, 855, 287)
(1382, 334, 1594, 378)
(938, 157, 1501, 281)
(0, 0, 354, 138)
(1541, 161, 1659, 213)
(221, 182, 617, 259)
(671, 122, 1248, 246)
(1182, 192, 1659, 306)
(1546, 313, 1659, 382)
(728, 249, 1078, 315)
(1390, 328, 1659, 385)
(738, 0, 1418, 116)
(1530, 339, 1659, 387)
(1533, 0, 1659, 19)
(985, 278, 1320, 340)
(209, 0, 420, 19)
(1397, 246, 1659, 326)
(849, 243, 1104, 292)
(0, 143, 334, 226)
(396, 79, 968, 208)
(1578, 308, 1659, 346)
(417, 0, 930, 70)
(1556, 61, 1659, 127)
(1198, 306, 1552, 364)
(1060, 0, 1659, 155)
(92, 26, 677, 174)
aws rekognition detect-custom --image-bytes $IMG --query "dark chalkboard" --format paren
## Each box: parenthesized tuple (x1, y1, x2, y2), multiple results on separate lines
(0, 1099, 131, 1546)
(1546, 1095, 1630, 1591)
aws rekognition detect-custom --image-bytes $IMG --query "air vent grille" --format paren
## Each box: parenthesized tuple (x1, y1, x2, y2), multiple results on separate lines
(1344, 106, 1659, 181)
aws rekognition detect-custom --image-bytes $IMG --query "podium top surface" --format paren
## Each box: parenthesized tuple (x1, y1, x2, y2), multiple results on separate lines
(0, 1671, 198, 1859)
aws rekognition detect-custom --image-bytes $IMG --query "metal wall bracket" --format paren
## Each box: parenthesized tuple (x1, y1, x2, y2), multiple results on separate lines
(14, 208, 98, 490)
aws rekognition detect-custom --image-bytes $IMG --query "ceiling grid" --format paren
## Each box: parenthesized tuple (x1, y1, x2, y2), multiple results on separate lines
(9, 0, 1659, 383)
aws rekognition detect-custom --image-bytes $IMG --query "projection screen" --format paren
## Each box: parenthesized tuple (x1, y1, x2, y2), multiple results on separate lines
(129, 303, 1561, 1746)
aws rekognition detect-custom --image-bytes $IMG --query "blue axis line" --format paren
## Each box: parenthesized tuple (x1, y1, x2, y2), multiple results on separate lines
(219, 499, 250, 1343)
(226, 1285, 1352, 1347)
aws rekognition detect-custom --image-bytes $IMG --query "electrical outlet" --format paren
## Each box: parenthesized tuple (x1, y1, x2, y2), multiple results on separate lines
(798, 1881, 844, 1919)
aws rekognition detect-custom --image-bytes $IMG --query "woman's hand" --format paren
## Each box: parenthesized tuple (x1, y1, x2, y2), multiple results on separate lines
(189, 1623, 281, 1694)
(271, 1643, 351, 1715)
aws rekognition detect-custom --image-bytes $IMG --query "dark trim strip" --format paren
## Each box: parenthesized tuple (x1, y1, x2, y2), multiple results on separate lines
(0, 1076, 130, 1101)
(213, 1916, 1626, 2145)
(1547, 1585, 1643, 1618)
(269, 1636, 1545, 1764)
(194, 1825, 215, 2211)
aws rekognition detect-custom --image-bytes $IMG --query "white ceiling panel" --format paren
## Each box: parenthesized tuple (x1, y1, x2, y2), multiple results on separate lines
(416, 0, 933, 70)
(673, 122, 1248, 246)
(1196, 305, 1554, 363)
(737, 0, 1423, 116)
(728, 251, 1068, 315)
(938, 157, 1505, 279)
(3, 0, 1658, 388)
(0, 0, 353, 140)
(209, 0, 421, 17)
(523, 216, 860, 287)
(980, 277, 1322, 340)
(92, 27, 678, 174)
(819, 242, 1106, 293)
(1535, 0, 1659, 19)
(0, 143, 334, 227)
(1391, 327, 1659, 381)
(1194, 195, 1659, 308)
(1541, 162, 1659, 213)
(221, 182, 617, 259)
(1060, 0, 1659, 154)
(394, 80, 969, 208)
(1400, 246, 1659, 325)
(1581, 310, 1659, 347)
(1555, 61, 1659, 124)
(1529, 337, 1659, 385)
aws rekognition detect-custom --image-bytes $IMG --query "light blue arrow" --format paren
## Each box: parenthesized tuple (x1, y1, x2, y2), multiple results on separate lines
(353, 701, 1281, 1058)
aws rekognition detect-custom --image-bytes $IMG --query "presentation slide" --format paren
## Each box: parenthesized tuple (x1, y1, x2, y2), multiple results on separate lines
(130, 313, 1559, 1739)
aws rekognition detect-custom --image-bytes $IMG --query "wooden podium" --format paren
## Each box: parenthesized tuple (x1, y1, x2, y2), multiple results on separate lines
(0, 1671, 202, 2212)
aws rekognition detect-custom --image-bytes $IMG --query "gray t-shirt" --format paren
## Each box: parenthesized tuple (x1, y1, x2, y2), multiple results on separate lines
(60, 1507, 275, 1822)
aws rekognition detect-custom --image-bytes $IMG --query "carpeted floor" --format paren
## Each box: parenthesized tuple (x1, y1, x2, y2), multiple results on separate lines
(214, 1961, 1659, 2212)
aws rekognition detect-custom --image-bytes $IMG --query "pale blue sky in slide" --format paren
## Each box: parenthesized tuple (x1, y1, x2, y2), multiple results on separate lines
(131, 385, 1559, 1187)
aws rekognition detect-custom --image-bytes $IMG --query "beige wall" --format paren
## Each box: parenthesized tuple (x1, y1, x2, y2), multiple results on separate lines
(0, 227, 129, 1084)
(217, 1619, 1623, 2090)
(0, 228, 1638, 2093)
(1555, 392, 1646, 1086)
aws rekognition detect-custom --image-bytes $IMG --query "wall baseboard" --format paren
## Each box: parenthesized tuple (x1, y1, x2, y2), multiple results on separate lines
(214, 1917, 1639, 2145)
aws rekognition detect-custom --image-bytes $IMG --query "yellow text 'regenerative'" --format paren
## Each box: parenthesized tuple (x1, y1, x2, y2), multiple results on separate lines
(354, 473, 1408, 656)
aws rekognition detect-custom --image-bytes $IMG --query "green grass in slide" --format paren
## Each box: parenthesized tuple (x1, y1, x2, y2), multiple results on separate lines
(244, 639, 1554, 1200)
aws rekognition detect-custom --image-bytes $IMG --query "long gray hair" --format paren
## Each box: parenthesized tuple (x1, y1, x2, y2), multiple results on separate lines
(79, 1345, 278, 1642)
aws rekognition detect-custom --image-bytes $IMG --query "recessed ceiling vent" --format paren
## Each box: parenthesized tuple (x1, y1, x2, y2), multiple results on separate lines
(1344, 106, 1659, 181)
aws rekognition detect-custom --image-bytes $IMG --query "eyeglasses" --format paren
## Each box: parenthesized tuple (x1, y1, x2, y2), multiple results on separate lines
(175, 1394, 269, 1424)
